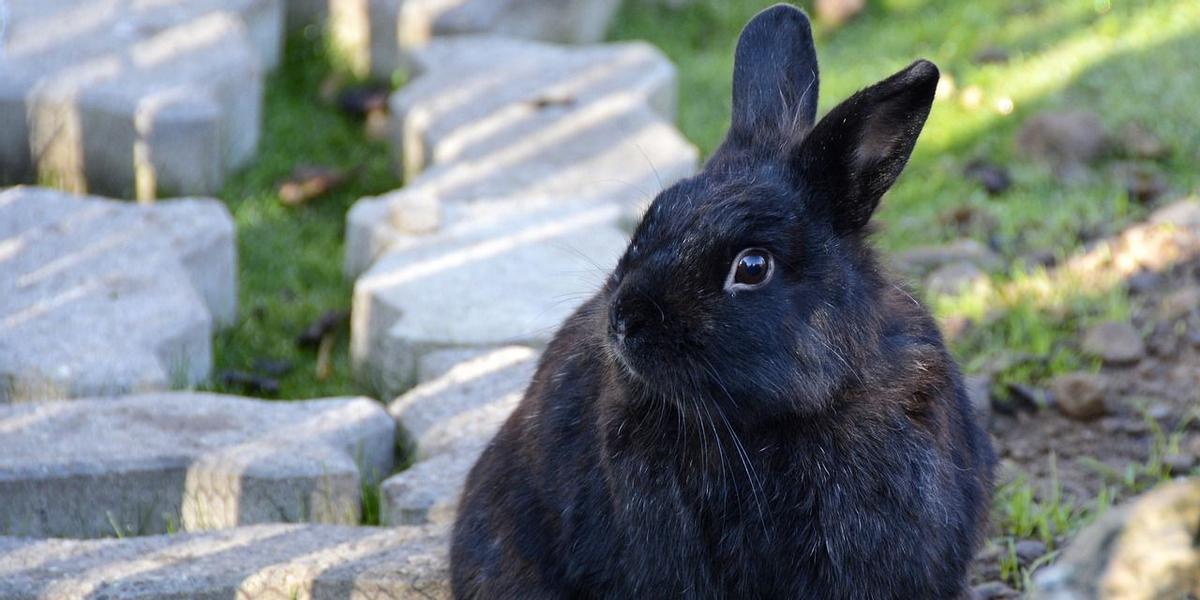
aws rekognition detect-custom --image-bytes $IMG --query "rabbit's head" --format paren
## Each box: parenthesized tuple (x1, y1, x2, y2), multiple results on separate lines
(604, 3, 940, 421)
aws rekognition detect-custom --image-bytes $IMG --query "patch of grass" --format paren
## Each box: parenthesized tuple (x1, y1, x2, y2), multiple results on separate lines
(933, 264, 1129, 385)
(360, 479, 383, 526)
(1081, 407, 1197, 494)
(610, 0, 1200, 254)
(991, 455, 1114, 587)
(211, 30, 398, 400)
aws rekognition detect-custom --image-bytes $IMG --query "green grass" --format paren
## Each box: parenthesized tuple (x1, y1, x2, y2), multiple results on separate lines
(934, 263, 1129, 383)
(610, 0, 1200, 253)
(990, 457, 1112, 587)
(210, 30, 397, 399)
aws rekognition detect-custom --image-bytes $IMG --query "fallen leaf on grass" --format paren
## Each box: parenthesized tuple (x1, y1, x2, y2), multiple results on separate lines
(277, 164, 358, 206)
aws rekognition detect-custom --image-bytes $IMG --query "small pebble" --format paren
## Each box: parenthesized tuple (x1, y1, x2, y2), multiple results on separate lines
(1081, 321, 1146, 365)
(972, 47, 1011, 65)
(964, 160, 1012, 196)
(1015, 539, 1048, 563)
(1125, 270, 1162, 295)
(973, 580, 1017, 599)
(1051, 372, 1108, 420)
(1163, 453, 1196, 475)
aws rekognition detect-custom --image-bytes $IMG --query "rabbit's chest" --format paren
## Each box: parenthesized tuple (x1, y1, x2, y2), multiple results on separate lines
(600, 431, 941, 596)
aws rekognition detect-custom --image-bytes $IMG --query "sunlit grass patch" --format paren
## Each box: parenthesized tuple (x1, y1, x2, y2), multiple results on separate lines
(933, 264, 1129, 387)
(990, 455, 1114, 587)
(610, 0, 1200, 255)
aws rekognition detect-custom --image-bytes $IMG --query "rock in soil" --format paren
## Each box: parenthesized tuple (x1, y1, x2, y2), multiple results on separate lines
(1051, 372, 1109, 420)
(1163, 453, 1196, 475)
(973, 580, 1018, 599)
(1015, 110, 1109, 180)
(1110, 161, 1170, 205)
(925, 261, 988, 296)
(1081, 321, 1146, 365)
(1125, 270, 1163, 295)
(1159, 285, 1200, 320)
(993, 382, 1049, 416)
(1117, 122, 1171, 160)
(1029, 478, 1200, 599)
(1015, 539, 1049, 564)
(892, 238, 1002, 276)
(964, 159, 1012, 195)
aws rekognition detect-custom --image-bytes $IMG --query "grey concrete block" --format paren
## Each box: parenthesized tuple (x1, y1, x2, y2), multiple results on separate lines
(383, 450, 475, 526)
(0, 0, 282, 199)
(0, 392, 394, 538)
(343, 37, 695, 279)
(330, 0, 621, 79)
(344, 38, 697, 397)
(393, 37, 680, 179)
(381, 346, 537, 525)
(286, 0, 332, 31)
(350, 201, 627, 397)
(437, 0, 621, 45)
(390, 346, 537, 459)
(0, 523, 449, 599)
(0, 187, 237, 401)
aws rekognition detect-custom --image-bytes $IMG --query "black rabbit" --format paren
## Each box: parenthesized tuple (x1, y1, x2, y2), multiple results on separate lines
(451, 4, 995, 598)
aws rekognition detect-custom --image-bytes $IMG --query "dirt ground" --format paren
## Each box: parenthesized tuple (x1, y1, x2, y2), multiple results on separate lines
(969, 252, 1200, 593)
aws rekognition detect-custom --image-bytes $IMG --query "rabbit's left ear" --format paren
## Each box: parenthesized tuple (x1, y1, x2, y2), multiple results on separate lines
(727, 4, 819, 146)
(795, 60, 939, 232)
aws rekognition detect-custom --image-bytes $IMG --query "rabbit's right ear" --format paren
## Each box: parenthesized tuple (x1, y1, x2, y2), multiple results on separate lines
(727, 4, 819, 148)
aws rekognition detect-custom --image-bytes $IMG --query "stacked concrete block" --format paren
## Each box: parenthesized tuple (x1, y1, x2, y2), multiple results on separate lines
(0, 393, 395, 538)
(0, 523, 449, 599)
(0, 0, 284, 199)
(346, 37, 697, 397)
(0, 187, 237, 402)
(330, 0, 623, 79)
(382, 346, 539, 525)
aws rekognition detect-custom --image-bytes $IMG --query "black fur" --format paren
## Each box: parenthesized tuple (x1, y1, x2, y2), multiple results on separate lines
(451, 4, 995, 598)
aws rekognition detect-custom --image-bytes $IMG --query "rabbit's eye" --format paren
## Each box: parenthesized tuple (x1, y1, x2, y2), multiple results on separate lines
(727, 248, 774, 291)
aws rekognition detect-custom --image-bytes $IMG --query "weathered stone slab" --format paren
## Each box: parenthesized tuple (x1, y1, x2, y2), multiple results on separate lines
(1030, 477, 1200, 599)
(330, 0, 621, 79)
(0, 187, 237, 401)
(0, 0, 283, 199)
(344, 38, 694, 277)
(392, 37, 680, 179)
(383, 450, 474, 525)
(0, 392, 394, 538)
(0, 523, 449, 599)
(351, 201, 624, 396)
(391, 346, 536, 457)
(345, 37, 696, 396)
(382, 346, 537, 525)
